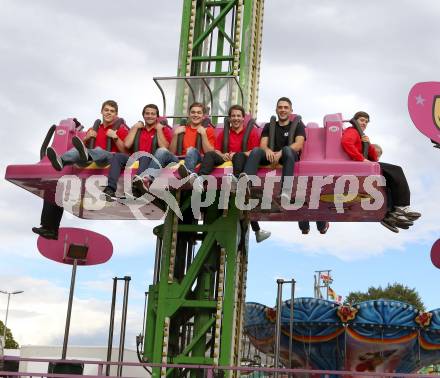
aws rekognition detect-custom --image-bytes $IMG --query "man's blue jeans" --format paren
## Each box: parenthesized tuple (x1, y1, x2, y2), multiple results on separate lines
(143, 147, 202, 179)
(61, 146, 113, 166)
(182, 147, 202, 173)
(106, 153, 153, 191)
(145, 148, 180, 179)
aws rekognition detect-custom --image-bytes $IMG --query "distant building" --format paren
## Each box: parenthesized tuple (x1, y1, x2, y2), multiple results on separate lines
(4, 345, 148, 377)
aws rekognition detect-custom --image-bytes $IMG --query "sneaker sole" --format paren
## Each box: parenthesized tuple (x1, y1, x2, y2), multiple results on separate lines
(104, 193, 116, 202)
(46, 147, 63, 171)
(380, 220, 399, 233)
(72, 136, 89, 162)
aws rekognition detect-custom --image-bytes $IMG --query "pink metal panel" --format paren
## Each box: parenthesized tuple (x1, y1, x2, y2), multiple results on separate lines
(324, 113, 351, 160)
(301, 128, 325, 161)
(431, 239, 440, 269)
(408, 81, 440, 144)
(37, 227, 113, 265)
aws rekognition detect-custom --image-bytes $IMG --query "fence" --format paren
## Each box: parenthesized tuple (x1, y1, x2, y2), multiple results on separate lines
(1, 355, 439, 378)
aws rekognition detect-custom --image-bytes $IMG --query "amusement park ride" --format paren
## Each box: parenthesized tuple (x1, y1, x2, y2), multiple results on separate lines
(4, 1, 440, 377)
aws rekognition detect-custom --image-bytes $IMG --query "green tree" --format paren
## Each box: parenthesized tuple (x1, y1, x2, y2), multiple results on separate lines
(344, 283, 426, 311)
(0, 320, 19, 349)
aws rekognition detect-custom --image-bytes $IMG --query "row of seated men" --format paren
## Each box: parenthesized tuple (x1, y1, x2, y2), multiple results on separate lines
(32, 97, 420, 240)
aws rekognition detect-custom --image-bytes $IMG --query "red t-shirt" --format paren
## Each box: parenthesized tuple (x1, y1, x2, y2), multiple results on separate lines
(341, 127, 378, 162)
(138, 126, 172, 153)
(182, 126, 215, 155)
(88, 121, 129, 152)
(215, 127, 260, 153)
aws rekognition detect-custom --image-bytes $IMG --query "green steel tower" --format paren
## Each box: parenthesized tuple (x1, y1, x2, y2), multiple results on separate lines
(143, 1, 265, 377)
(176, 0, 264, 116)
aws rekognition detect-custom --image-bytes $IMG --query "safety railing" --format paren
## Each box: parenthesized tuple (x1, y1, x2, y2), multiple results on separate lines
(1, 355, 439, 378)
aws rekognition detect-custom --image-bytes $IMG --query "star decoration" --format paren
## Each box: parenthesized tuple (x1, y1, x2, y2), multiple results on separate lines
(415, 94, 426, 105)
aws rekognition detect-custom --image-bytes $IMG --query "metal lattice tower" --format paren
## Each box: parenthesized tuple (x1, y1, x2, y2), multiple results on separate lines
(176, 0, 264, 115)
(144, 2, 265, 377)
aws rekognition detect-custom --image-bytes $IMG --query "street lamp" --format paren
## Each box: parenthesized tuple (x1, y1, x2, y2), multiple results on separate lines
(0, 290, 24, 346)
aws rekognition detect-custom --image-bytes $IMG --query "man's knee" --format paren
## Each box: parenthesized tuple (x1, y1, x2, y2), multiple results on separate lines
(154, 147, 170, 158)
(249, 147, 264, 158)
(282, 146, 297, 160)
(114, 153, 128, 165)
(204, 150, 218, 159)
(186, 147, 199, 156)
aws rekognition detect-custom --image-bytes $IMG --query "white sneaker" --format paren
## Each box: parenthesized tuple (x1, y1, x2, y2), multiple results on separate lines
(228, 173, 238, 183)
(280, 191, 291, 203)
(192, 176, 204, 193)
(255, 229, 271, 243)
(238, 172, 249, 182)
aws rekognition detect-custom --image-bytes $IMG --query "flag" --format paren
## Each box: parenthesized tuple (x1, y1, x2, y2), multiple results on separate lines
(328, 287, 342, 303)
(320, 273, 333, 284)
(328, 287, 337, 300)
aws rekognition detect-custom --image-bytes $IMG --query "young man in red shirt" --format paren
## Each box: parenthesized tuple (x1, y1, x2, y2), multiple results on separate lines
(101, 104, 172, 199)
(33, 100, 129, 239)
(193, 104, 271, 243)
(341, 111, 421, 232)
(46, 100, 129, 171)
(135, 102, 215, 193)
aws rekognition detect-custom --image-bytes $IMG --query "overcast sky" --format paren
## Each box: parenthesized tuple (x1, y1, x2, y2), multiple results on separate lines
(0, 1, 439, 350)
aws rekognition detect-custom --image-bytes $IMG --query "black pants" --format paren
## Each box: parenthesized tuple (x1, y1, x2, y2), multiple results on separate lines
(244, 147, 298, 186)
(199, 151, 248, 176)
(199, 151, 261, 233)
(41, 200, 64, 231)
(298, 221, 327, 232)
(379, 162, 410, 206)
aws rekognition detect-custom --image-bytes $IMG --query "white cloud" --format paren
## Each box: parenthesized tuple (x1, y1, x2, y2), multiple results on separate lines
(0, 274, 144, 348)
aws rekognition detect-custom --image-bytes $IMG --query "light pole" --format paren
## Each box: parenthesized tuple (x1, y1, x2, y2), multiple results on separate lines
(0, 290, 24, 346)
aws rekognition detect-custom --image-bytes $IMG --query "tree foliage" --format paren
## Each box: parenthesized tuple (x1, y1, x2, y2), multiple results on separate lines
(0, 320, 19, 349)
(344, 282, 426, 311)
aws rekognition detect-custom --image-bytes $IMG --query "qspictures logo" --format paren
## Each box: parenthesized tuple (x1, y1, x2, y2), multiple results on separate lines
(53, 152, 386, 220)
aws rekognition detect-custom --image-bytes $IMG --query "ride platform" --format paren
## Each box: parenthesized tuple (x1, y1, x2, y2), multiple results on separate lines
(5, 113, 386, 223)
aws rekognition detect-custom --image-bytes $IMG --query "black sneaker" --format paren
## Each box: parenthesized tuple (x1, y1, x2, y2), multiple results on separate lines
(319, 222, 330, 234)
(388, 212, 414, 226)
(72, 136, 89, 162)
(395, 222, 410, 230)
(380, 217, 399, 233)
(178, 164, 190, 179)
(32, 226, 59, 240)
(393, 206, 421, 221)
(132, 175, 150, 196)
(103, 186, 117, 202)
(46, 147, 63, 171)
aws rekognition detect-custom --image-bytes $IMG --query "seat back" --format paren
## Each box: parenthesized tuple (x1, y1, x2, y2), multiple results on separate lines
(323, 113, 350, 161)
(301, 128, 325, 161)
